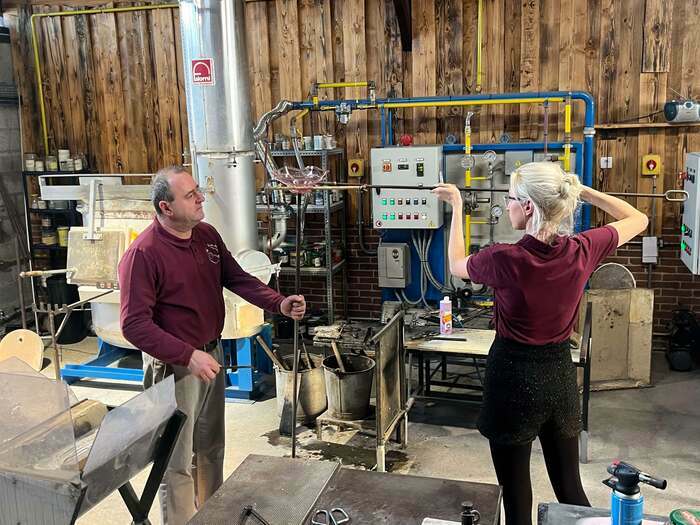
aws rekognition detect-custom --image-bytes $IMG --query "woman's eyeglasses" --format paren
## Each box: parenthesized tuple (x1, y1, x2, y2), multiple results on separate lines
(503, 195, 521, 208)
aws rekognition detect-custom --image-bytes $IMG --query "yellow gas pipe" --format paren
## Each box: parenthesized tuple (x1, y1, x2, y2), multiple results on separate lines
(563, 97, 572, 172)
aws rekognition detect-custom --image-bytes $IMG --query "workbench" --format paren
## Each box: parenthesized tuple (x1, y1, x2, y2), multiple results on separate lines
(189, 454, 502, 525)
(404, 303, 594, 463)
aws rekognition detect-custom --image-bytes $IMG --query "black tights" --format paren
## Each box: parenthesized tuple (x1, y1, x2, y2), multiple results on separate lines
(489, 433, 590, 525)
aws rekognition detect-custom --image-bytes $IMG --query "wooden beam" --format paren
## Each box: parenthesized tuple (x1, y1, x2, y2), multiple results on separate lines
(412, 0, 436, 145)
(392, 0, 412, 51)
(642, 0, 672, 73)
(435, 0, 463, 142)
(519, 0, 540, 140)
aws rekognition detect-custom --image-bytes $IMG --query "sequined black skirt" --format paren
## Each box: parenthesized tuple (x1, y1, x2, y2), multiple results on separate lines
(477, 335, 581, 445)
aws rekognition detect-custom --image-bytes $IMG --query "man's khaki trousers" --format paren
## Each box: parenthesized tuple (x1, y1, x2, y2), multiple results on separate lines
(143, 345, 225, 525)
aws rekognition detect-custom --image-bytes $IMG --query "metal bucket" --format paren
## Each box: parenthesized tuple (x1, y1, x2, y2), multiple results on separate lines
(322, 354, 375, 420)
(274, 355, 327, 424)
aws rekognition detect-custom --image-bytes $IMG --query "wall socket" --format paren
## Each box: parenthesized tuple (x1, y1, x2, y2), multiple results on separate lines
(600, 156, 613, 169)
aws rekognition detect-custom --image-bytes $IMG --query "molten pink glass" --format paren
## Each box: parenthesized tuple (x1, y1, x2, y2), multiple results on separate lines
(271, 165, 328, 194)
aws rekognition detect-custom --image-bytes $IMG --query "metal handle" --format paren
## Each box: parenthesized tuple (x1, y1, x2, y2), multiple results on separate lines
(664, 189, 688, 202)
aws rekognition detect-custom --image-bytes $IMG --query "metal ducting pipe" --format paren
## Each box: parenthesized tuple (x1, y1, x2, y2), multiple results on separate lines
(179, 0, 258, 257)
(261, 214, 288, 252)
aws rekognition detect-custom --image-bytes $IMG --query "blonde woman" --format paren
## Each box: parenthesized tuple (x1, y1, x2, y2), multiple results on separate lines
(433, 162, 648, 525)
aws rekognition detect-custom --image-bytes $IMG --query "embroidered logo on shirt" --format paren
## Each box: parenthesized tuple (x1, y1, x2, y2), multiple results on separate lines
(206, 243, 220, 264)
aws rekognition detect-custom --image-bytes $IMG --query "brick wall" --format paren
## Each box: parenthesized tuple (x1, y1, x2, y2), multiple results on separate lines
(273, 214, 382, 320)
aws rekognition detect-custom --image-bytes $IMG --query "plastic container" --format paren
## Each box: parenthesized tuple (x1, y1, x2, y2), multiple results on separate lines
(440, 296, 453, 335)
(41, 229, 57, 245)
(57, 226, 69, 247)
(24, 154, 36, 171)
(46, 156, 58, 171)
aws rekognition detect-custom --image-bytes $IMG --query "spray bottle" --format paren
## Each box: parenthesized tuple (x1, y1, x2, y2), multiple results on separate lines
(440, 296, 453, 335)
(603, 461, 667, 525)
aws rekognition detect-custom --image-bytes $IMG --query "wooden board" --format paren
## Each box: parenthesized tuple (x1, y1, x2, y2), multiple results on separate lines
(411, 0, 436, 145)
(642, 0, 672, 73)
(275, 0, 302, 135)
(341, 0, 367, 219)
(4, 0, 699, 248)
(637, 72, 667, 233)
(519, 0, 540, 141)
(435, 0, 463, 142)
(0, 329, 44, 371)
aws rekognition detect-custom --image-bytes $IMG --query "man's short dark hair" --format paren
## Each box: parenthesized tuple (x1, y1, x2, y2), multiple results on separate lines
(151, 166, 187, 215)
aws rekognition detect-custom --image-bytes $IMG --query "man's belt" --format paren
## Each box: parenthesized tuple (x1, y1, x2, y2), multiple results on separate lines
(202, 339, 218, 352)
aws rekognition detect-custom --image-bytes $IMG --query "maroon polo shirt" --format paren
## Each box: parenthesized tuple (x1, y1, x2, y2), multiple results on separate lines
(118, 219, 286, 366)
(467, 225, 619, 345)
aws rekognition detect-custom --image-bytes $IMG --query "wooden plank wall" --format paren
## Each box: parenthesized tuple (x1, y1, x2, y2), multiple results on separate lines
(6, 0, 700, 226)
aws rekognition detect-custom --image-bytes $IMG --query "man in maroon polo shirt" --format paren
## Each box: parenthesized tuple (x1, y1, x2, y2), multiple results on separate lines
(118, 166, 305, 524)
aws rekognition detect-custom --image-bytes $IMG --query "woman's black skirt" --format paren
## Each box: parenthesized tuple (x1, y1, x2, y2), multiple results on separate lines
(477, 335, 581, 446)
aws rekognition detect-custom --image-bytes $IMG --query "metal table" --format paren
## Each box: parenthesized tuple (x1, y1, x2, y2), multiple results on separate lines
(538, 503, 667, 524)
(189, 454, 501, 525)
(404, 303, 594, 464)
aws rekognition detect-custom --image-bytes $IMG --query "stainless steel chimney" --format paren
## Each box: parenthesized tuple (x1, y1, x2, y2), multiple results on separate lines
(179, 0, 258, 256)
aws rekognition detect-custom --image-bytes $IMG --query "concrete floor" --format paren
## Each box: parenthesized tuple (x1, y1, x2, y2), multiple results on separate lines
(42, 338, 700, 523)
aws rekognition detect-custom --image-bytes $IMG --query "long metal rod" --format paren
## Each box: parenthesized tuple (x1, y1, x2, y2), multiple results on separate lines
(15, 237, 27, 329)
(291, 195, 301, 458)
(267, 183, 688, 202)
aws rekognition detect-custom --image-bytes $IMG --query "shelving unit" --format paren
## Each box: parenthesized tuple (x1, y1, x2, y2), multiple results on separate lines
(260, 148, 349, 322)
(21, 170, 85, 327)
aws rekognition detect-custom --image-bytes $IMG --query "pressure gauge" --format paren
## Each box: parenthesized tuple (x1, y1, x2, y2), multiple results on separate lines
(461, 155, 475, 169)
(490, 204, 503, 218)
(483, 150, 497, 164)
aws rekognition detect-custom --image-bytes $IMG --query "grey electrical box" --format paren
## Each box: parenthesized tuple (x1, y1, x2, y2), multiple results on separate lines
(642, 236, 658, 264)
(504, 150, 534, 176)
(681, 153, 700, 273)
(378, 243, 411, 288)
(370, 145, 444, 229)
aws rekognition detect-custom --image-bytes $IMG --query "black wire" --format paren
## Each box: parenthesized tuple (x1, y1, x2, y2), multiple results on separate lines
(616, 109, 664, 123)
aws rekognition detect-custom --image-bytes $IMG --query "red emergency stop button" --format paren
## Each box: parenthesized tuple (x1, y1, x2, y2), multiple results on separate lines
(646, 159, 656, 171)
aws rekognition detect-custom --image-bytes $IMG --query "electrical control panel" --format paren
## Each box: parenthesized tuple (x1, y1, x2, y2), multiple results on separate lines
(377, 243, 411, 288)
(681, 153, 700, 273)
(370, 146, 444, 229)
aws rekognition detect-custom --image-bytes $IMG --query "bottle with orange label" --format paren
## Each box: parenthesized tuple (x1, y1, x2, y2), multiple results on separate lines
(440, 296, 453, 335)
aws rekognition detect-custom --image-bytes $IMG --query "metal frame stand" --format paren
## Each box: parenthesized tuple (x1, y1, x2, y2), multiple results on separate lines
(62, 328, 275, 400)
(72, 409, 187, 525)
(62, 337, 142, 384)
(315, 312, 410, 472)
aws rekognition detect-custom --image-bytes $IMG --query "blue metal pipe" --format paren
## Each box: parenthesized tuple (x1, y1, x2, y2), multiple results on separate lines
(380, 106, 386, 146)
(388, 109, 394, 145)
(289, 91, 596, 229)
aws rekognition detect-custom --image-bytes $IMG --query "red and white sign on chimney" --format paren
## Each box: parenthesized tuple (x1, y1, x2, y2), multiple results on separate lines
(191, 58, 215, 86)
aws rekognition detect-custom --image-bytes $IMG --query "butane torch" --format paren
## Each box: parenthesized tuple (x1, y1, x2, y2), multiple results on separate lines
(603, 460, 667, 525)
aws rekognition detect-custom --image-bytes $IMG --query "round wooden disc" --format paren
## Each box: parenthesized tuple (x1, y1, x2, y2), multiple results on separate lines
(0, 329, 44, 371)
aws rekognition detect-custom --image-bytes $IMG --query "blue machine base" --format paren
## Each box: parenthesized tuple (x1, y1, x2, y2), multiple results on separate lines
(61, 325, 274, 402)
(222, 325, 273, 402)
